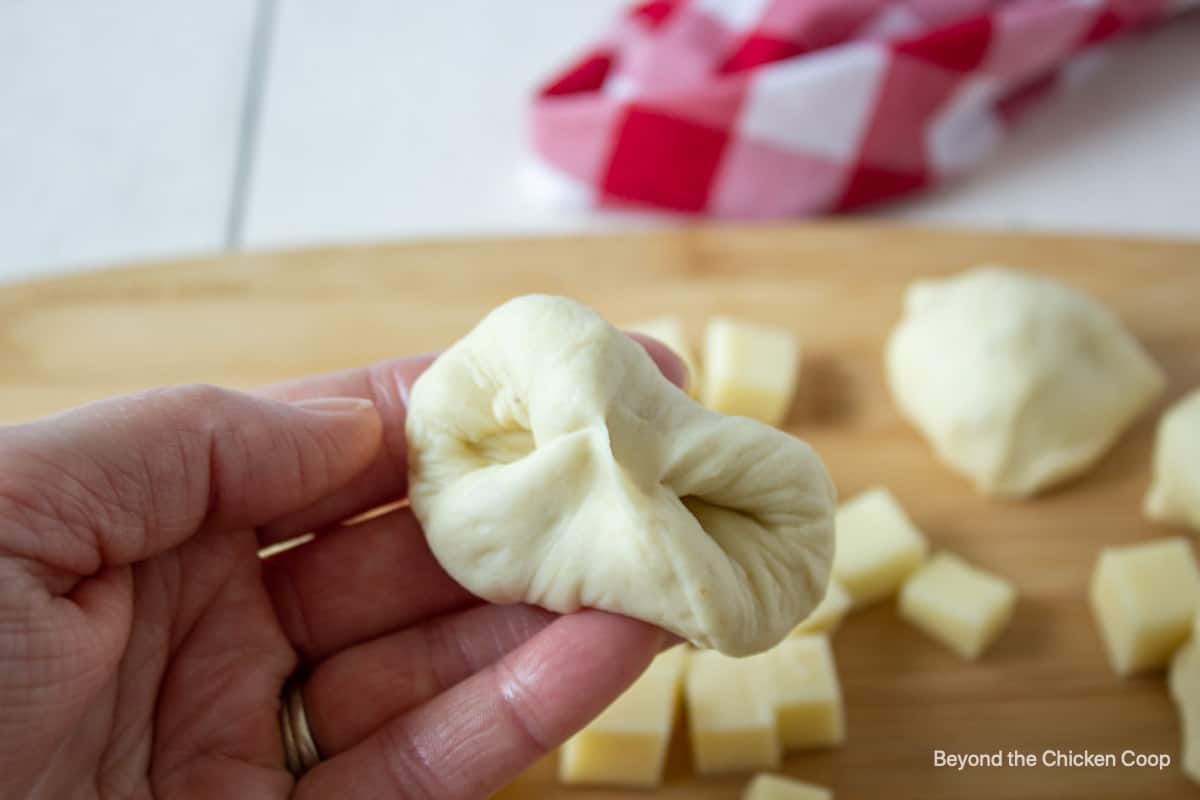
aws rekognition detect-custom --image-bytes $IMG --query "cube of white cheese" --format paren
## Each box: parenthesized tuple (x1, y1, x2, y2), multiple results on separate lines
(1090, 537, 1200, 676)
(792, 578, 852, 636)
(899, 552, 1016, 659)
(559, 646, 687, 786)
(744, 773, 833, 800)
(685, 649, 781, 775)
(763, 635, 845, 749)
(1170, 614, 1200, 785)
(626, 316, 702, 399)
(1145, 388, 1200, 532)
(832, 488, 929, 607)
(702, 316, 800, 426)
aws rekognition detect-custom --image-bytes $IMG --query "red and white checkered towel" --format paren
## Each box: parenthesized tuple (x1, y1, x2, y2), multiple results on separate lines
(531, 0, 1193, 217)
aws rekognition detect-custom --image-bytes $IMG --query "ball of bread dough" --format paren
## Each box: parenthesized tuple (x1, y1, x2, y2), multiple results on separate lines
(1146, 389, 1200, 531)
(886, 266, 1164, 498)
(406, 295, 836, 655)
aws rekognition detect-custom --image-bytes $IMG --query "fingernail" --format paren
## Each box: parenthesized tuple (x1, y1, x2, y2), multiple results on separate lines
(292, 396, 375, 415)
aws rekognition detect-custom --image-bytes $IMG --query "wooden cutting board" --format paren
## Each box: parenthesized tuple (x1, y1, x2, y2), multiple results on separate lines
(2, 223, 1199, 799)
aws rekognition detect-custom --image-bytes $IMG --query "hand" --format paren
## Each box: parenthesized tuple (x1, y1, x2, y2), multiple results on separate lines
(0, 340, 686, 799)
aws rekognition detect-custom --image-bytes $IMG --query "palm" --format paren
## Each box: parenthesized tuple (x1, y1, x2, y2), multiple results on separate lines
(19, 527, 295, 798)
(137, 529, 295, 796)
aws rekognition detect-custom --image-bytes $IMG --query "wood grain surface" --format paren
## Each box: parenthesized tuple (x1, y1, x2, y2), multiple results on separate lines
(2, 223, 1198, 799)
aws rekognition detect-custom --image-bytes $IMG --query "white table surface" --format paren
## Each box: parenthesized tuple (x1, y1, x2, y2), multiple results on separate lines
(2, 1, 1198, 285)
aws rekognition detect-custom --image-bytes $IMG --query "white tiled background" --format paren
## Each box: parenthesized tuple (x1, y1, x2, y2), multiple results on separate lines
(2, 1, 1198, 284)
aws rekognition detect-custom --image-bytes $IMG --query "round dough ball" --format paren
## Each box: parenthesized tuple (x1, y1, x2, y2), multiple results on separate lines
(886, 266, 1164, 498)
(406, 295, 836, 655)
(1146, 388, 1200, 531)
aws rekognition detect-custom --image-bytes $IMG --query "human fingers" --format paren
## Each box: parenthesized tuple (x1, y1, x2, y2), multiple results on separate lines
(301, 604, 558, 755)
(628, 333, 689, 393)
(261, 506, 476, 661)
(256, 355, 432, 544)
(293, 611, 662, 800)
(0, 386, 380, 581)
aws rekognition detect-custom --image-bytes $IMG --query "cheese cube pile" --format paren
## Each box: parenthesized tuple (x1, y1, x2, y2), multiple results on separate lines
(1090, 537, 1200, 676)
(833, 488, 929, 607)
(899, 552, 1017, 660)
(764, 635, 845, 749)
(792, 579, 852, 636)
(626, 316, 702, 399)
(702, 316, 800, 427)
(744, 773, 833, 800)
(559, 646, 687, 787)
(685, 649, 781, 775)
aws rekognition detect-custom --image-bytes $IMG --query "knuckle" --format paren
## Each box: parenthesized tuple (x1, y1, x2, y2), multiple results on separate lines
(291, 425, 340, 498)
(493, 659, 552, 754)
(157, 383, 231, 415)
(96, 390, 216, 545)
(125, 383, 229, 439)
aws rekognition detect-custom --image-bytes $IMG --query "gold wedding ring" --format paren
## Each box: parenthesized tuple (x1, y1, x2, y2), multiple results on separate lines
(280, 676, 323, 777)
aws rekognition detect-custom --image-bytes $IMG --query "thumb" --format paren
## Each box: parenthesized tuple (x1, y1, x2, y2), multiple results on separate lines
(0, 385, 382, 574)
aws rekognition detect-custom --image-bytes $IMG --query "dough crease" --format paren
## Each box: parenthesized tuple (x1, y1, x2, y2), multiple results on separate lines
(406, 295, 836, 655)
